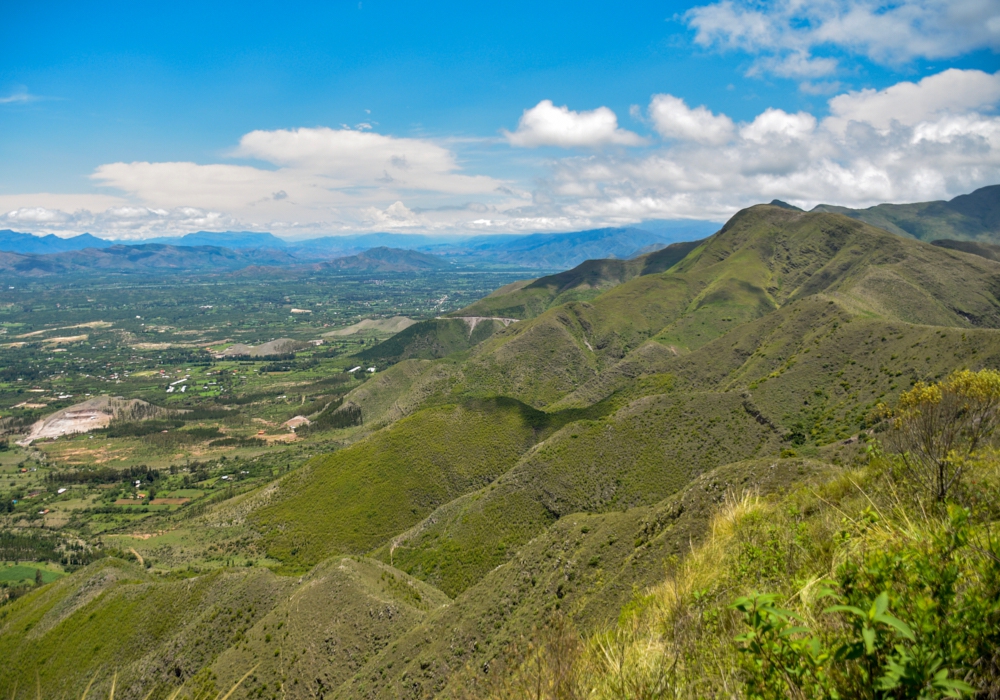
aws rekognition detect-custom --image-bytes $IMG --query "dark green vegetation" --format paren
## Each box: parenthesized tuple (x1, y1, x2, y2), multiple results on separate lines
(3, 199, 1000, 699)
(354, 317, 510, 365)
(813, 183, 1000, 243)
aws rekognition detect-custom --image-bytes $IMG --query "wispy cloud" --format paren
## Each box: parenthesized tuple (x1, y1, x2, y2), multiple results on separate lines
(0, 91, 42, 104)
(686, 0, 1000, 79)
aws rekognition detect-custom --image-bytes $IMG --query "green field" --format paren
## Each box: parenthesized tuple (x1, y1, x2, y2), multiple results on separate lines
(0, 564, 62, 585)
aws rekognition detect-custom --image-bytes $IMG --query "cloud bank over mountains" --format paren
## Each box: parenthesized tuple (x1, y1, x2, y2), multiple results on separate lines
(8, 67, 998, 238)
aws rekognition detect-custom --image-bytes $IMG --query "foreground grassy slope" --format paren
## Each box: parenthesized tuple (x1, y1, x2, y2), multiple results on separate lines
(252, 398, 553, 569)
(335, 458, 836, 700)
(0, 556, 450, 700)
(474, 388, 1000, 698)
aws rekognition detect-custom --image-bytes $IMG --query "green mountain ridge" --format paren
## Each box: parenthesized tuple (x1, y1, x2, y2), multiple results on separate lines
(811, 183, 1000, 242)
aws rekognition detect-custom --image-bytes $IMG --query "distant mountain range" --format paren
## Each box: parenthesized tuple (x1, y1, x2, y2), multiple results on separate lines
(0, 223, 721, 275)
(0, 230, 112, 255)
(0, 243, 297, 276)
(1, 185, 998, 276)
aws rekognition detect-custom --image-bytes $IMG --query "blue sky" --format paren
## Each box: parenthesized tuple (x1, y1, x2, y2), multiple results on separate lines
(2, 0, 999, 238)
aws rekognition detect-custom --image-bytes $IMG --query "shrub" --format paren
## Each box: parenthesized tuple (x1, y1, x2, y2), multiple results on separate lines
(732, 505, 995, 698)
(878, 369, 1000, 501)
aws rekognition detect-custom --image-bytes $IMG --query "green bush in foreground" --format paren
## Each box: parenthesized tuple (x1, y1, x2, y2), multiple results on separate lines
(732, 503, 995, 699)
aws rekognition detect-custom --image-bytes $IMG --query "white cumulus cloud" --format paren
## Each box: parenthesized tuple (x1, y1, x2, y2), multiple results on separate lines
(648, 95, 735, 145)
(825, 69, 1000, 134)
(740, 109, 818, 143)
(504, 100, 644, 148)
(529, 68, 1000, 224)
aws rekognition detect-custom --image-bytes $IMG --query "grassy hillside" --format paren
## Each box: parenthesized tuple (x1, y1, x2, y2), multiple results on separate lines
(251, 398, 552, 569)
(336, 458, 836, 700)
(337, 358, 462, 430)
(0, 559, 296, 699)
(465, 376, 1000, 697)
(372, 388, 782, 597)
(0, 555, 450, 700)
(206, 557, 450, 700)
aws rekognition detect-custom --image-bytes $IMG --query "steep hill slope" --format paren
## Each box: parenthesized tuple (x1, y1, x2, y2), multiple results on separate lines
(0, 560, 296, 699)
(931, 238, 1000, 261)
(205, 557, 450, 700)
(812, 183, 1000, 242)
(251, 398, 554, 569)
(353, 317, 506, 366)
(0, 556, 449, 700)
(337, 458, 835, 700)
(372, 387, 782, 597)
